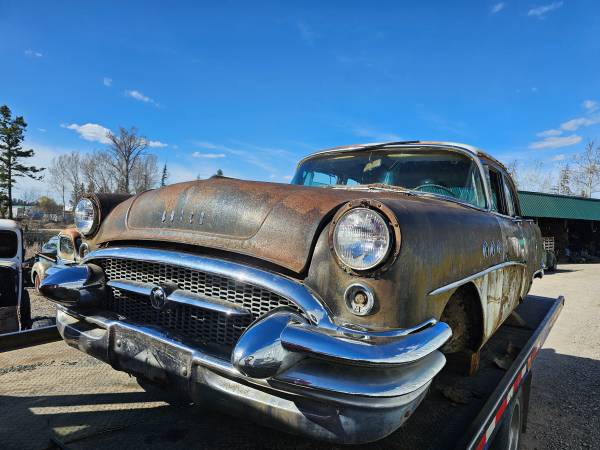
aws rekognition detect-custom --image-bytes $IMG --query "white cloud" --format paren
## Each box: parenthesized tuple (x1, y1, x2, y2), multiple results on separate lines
(529, 134, 581, 149)
(297, 21, 317, 45)
(192, 152, 226, 159)
(38, 128, 47, 133)
(125, 89, 159, 106)
(146, 140, 168, 148)
(24, 49, 43, 58)
(528, 1, 563, 18)
(551, 154, 566, 161)
(560, 114, 600, 132)
(491, 2, 506, 14)
(537, 129, 561, 137)
(583, 99, 599, 113)
(353, 127, 401, 142)
(103, 77, 113, 87)
(62, 122, 111, 144)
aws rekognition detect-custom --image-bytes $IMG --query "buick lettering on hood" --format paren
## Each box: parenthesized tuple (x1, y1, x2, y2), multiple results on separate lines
(40, 141, 543, 444)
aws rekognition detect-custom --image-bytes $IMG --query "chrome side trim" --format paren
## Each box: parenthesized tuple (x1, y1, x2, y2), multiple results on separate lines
(428, 261, 527, 296)
(85, 247, 334, 327)
(107, 278, 251, 317)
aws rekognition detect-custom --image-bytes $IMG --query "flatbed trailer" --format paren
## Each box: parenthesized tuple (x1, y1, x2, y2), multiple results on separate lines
(0, 294, 563, 449)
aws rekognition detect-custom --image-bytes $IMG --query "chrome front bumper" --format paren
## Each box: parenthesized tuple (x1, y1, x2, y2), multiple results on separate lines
(56, 305, 450, 443)
(43, 247, 452, 443)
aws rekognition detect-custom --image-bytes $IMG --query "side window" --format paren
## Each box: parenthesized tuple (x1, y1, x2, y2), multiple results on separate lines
(502, 176, 517, 217)
(486, 165, 511, 215)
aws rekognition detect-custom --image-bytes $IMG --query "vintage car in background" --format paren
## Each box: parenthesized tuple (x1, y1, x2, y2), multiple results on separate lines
(0, 219, 31, 332)
(40, 142, 544, 443)
(31, 229, 84, 292)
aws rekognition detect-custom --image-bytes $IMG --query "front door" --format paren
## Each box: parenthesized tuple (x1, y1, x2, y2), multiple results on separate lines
(485, 164, 525, 329)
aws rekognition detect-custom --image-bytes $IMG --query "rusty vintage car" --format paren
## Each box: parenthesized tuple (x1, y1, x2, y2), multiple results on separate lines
(40, 141, 544, 443)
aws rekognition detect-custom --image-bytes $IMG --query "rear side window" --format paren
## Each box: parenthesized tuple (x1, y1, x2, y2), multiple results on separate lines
(0, 230, 18, 258)
(502, 177, 517, 216)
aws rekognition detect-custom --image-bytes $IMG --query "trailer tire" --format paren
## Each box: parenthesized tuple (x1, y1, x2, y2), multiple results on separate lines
(490, 388, 524, 450)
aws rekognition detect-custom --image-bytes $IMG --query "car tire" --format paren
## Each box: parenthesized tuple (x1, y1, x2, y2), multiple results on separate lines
(19, 288, 33, 330)
(490, 388, 524, 450)
(33, 273, 41, 293)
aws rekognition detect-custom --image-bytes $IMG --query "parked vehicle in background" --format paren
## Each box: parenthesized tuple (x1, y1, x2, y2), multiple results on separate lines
(0, 219, 31, 332)
(40, 142, 544, 443)
(41, 235, 59, 256)
(31, 229, 84, 292)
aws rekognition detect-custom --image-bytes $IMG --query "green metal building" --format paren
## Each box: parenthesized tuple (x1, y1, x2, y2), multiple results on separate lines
(518, 191, 600, 259)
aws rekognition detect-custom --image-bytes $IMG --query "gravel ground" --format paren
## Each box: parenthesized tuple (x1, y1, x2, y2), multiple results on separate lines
(3, 265, 599, 449)
(28, 288, 57, 328)
(522, 264, 600, 450)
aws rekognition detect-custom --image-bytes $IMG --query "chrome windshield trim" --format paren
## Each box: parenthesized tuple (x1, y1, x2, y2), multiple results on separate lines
(85, 247, 335, 327)
(428, 261, 527, 296)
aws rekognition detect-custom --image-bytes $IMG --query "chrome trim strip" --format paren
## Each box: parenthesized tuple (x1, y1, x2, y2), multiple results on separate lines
(108, 279, 153, 296)
(107, 278, 251, 316)
(85, 247, 334, 327)
(169, 289, 250, 316)
(428, 260, 527, 296)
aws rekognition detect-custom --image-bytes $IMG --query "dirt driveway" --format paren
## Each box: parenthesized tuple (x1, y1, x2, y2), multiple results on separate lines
(521, 264, 600, 449)
(1, 264, 598, 449)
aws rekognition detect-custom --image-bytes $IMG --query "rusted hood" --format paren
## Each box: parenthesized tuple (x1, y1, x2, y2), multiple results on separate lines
(94, 177, 367, 273)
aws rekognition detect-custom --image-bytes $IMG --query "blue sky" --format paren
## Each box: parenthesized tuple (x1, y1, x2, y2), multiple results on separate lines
(1, 0, 599, 197)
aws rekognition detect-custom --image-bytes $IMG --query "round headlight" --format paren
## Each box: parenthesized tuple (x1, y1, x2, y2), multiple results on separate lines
(74, 198, 98, 236)
(333, 207, 391, 271)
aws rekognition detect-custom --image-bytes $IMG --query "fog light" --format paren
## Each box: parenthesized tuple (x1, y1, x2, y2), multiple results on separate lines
(344, 283, 375, 316)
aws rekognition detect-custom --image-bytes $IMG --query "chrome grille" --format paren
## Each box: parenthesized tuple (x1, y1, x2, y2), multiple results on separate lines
(95, 257, 301, 352)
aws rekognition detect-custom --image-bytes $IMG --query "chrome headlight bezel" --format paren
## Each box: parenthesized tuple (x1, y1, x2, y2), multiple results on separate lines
(74, 198, 99, 237)
(329, 200, 401, 274)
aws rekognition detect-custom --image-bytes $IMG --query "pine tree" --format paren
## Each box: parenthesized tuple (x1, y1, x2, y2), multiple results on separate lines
(559, 164, 573, 195)
(0, 105, 44, 218)
(160, 164, 169, 187)
(216, 169, 224, 177)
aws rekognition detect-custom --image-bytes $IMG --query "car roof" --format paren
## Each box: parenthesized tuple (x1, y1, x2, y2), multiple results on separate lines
(299, 141, 508, 172)
(0, 219, 21, 231)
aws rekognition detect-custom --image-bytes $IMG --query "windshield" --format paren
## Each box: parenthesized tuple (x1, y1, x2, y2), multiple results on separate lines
(292, 149, 487, 208)
(0, 230, 18, 259)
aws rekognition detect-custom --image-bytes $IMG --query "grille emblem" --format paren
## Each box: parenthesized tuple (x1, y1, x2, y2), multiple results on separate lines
(150, 286, 167, 310)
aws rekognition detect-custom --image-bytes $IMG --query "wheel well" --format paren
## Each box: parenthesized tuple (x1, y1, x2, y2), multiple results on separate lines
(440, 283, 484, 353)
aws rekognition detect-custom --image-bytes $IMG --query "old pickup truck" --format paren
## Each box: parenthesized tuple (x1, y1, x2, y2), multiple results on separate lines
(0, 219, 31, 332)
(40, 141, 544, 444)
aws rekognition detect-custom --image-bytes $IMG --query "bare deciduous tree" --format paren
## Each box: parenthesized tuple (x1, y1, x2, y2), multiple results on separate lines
(131, 154, 159, 193)
(81, 151, 118, 193)
(106, 127, 148, 194)
(571, 140, 600, 198)
(48, 155, 70, 220)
